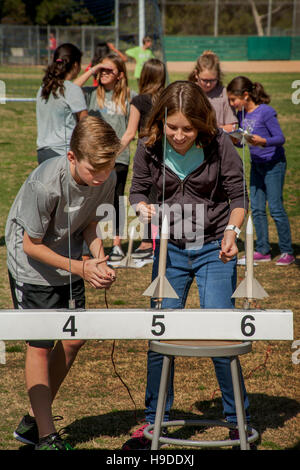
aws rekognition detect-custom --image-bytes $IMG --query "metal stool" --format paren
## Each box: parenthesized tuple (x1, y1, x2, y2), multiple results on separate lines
(144, 340, 259, 450)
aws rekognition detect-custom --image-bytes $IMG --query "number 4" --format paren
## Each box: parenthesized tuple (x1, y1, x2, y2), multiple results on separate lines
(63, 315, 77, 337)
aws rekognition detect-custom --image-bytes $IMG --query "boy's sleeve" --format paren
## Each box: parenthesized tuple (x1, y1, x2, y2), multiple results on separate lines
(15, 181, 57, 239)
(66, 83, 87, 113)
(95, 171, 117, 221)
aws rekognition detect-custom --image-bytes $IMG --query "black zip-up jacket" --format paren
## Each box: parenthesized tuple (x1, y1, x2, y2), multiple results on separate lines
(129, 130, 249, 247)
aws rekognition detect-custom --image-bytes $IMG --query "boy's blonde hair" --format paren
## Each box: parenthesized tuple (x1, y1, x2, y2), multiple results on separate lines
(70, 115, 120, 170)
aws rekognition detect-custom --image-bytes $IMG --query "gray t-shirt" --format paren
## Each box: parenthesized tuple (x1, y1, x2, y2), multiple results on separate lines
(36, 81, 87, 157)
(83, 87, 136, 166)
(5, 157, 116, 286)
(206, 84, 238, 127)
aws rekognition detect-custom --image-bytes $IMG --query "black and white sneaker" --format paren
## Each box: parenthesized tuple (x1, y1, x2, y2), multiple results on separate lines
(13, 414, 39, 446)
(131, 247, 153, 260)
(108, 245, 125, 261)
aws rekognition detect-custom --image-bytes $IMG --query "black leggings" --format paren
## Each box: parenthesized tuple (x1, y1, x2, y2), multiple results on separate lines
(114, 163, 129, 236)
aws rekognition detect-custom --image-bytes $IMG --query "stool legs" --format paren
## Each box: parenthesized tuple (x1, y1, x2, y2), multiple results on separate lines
(230, 356, 249, 450)
(151, 355, 173, 450)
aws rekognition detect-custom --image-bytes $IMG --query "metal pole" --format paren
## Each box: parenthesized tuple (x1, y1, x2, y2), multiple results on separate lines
(139, 0, 145, 46)
(115, 0, 119, 49)
(214, 0, 219, 37)
(267, 0, 272, 36)
(292, 0, 299, 36)
(47, 24, 50, 64)
(37, 25, 40, 65)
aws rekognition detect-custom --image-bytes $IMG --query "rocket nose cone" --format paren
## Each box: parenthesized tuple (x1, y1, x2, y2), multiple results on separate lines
(161, 215, 169, 238)
(246, 215, 253, 235)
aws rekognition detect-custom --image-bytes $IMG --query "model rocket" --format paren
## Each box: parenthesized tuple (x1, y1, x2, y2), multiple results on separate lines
(232, 215, 268, 301)
(143, 215, 178, 300)
(118, 225, 137, 268)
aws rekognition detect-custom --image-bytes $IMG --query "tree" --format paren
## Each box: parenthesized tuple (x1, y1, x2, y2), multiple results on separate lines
(0, 0, 30, 24)
(248, 0, 286, 36)
(35, 0, 96, 25)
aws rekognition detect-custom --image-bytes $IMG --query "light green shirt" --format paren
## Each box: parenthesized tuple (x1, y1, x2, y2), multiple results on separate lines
(125, 46, 154, 78)
(165, 141, 204, 180)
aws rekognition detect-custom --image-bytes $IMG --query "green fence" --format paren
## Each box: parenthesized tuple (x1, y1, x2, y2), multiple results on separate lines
(164, 36, 300, 61)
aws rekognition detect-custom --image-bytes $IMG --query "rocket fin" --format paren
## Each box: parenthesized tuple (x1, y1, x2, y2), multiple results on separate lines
(252, 278, 269, 298)
(232, 277, 269, 299)
(143, 275, 179, 299)
(117, 256, 137, 268)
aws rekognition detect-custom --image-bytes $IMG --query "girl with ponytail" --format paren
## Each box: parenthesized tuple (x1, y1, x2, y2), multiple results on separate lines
(227, 76, 294, 266)
(36, 43, 87, 164)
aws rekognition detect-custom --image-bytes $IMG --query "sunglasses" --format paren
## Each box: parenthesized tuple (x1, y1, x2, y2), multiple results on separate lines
(99, 67, 117, 75)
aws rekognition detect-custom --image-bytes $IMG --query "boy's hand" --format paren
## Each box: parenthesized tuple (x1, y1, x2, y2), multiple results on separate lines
(82, 256, 116, 289)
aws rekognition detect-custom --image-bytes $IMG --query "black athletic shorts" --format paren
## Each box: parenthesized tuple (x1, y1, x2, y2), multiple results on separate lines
(8, 271, 85, 349)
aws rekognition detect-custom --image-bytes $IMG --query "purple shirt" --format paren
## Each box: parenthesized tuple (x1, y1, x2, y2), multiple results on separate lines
(237, 104, 285, 163)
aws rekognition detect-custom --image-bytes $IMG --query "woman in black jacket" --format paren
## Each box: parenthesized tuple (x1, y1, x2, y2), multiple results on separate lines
(124, 81, 251, 450)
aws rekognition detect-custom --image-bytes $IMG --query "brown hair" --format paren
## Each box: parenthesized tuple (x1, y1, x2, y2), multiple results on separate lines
(188, 50, 223, 86)
(143, 80, 217, 147)
(70, 115, 121, 170)
(95, 53, 130, 115)
(143, 36, 152, 45)
(138, 58, 166, 104)
(41, 43, 82, 101)
(227, 76, 271, 105)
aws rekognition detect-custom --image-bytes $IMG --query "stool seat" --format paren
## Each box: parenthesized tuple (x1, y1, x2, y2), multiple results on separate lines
(147, 340, 258, 450)
(150, 340, 252, 357)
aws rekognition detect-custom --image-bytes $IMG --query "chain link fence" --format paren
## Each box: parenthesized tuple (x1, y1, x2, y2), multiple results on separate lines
(0, 0, 299, 65)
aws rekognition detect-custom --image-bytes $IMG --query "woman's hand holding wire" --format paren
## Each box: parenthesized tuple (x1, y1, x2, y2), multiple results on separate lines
(219, 232, 238, 264)
(82, 256, 116, 289)
(136, 201, 156, 223)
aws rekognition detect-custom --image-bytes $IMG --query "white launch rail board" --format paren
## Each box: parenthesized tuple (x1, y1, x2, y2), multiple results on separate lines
(0, 309, 293, 341)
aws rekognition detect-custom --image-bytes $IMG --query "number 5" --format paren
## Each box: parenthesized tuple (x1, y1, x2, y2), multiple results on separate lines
(151, 315, 165, 336)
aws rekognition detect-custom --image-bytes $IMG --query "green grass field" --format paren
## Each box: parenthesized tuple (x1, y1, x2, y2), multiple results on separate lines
(0, 66, 299, 451)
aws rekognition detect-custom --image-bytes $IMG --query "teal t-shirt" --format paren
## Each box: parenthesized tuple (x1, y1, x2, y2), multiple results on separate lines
(165, 141, 204, 180)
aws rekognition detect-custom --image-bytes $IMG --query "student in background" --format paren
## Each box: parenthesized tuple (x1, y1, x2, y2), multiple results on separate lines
(189, 50, 237, 132)
(74, 54, 137, 262)
(36, 43, 87, 165)
(227, 76, 295, 266)
(125, 36, 154, 81)
(120, 58, 166, 259)
(85, 42, 127, 87)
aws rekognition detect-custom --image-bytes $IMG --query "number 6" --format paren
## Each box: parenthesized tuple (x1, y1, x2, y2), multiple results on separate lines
(241, 315, 255, 337)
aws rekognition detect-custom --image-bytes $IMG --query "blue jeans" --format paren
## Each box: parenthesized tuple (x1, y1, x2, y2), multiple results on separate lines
(145, 240, 250, 425)
(250, 158, 293, 255)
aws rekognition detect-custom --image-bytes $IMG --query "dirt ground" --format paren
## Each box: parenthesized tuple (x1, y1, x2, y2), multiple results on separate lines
(165, 60, 300, 74)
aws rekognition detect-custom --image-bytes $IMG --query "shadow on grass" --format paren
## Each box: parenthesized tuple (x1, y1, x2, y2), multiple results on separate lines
(45, 392, 299, 449)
